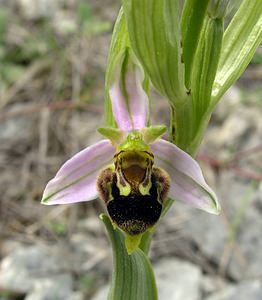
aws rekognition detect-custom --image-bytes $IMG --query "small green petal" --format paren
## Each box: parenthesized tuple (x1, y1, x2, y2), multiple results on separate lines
(98, 127, 125, 145)
(141, 125, 167, 144)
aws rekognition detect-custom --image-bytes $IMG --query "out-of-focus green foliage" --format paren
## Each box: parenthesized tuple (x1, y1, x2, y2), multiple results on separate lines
(251, 51, 262, 65)
(47, 221, 67, 236)
(0, 9, 8, 40)
(78, 1, 92, 24)
(0, 3, 111, 101)
(78, 1, 111, 35)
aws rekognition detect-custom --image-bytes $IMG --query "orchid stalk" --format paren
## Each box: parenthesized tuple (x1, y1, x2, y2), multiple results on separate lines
(41, 1, 261, 299)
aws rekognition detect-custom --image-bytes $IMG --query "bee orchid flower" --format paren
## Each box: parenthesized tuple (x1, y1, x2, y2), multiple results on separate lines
(42, 65, 220, 250)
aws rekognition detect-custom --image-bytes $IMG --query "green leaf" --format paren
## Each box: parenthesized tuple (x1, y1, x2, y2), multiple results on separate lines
(212, 0, 262, 102)
(123, 0, 186, 105)
(192, 16, 223, 116)
(100, 214, 158, 300)
(175, 0, 261, 155)
(186, 16, 223, 153)
(181, 0, 210, 88)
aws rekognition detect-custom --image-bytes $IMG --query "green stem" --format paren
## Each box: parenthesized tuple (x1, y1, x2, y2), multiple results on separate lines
(139, 231, 153, 255)
(100, 214, 158, 300)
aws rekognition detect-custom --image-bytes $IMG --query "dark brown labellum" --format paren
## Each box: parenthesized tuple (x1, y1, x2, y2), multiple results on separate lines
(97, 163, 170, 235)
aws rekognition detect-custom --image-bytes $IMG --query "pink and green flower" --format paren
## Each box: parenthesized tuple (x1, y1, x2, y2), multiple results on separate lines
(42, 66, 220, 233)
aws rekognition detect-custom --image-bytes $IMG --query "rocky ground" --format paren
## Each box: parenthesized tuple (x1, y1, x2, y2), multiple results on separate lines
(0, 1, 262, 300)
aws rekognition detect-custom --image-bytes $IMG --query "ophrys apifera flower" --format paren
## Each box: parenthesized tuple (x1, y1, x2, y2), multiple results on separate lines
(42, 64, 220, 252)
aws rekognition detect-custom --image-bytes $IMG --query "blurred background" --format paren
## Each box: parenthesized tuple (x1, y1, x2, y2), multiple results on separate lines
(0, 1, 261, 299)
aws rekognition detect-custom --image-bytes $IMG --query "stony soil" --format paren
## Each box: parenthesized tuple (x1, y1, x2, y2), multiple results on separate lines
(0, 1, 261, 299)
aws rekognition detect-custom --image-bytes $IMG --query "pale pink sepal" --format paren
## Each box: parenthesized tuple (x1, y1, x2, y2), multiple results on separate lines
(42, 140, 115, 205)
(151, 139, 220, 214)
(109, 69, 149, 131)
